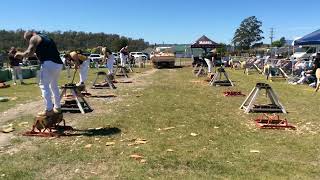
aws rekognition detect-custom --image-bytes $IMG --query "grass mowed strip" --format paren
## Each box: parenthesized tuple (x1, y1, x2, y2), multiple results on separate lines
(0, 66, 319, 179)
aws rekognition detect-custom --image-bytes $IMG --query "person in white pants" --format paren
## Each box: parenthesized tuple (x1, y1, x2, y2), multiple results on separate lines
(11, 66, 24, 85)
(15, 31, 63, 116)
(203, 52, 214, 73)
(120, 46, 128, 67)
(8, 47, 25, 85)
(39, 61, 63, 111)
(65, 51, 90, 86)
(79, 60, 90, 85)
(102, 47, 115, 75)
(204, 57, 213, 73)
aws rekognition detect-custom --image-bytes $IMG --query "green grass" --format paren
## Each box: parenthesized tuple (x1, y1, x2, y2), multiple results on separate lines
(0, 65, 153, 112)
(0, 64, 319, 179)
(0, 78, 41, 112)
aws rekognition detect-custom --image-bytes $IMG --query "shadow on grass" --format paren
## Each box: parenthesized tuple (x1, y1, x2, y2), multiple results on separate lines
(56, 126, 121, 137)
(157, 66, 184, 69)
(22, 82, 38, 86)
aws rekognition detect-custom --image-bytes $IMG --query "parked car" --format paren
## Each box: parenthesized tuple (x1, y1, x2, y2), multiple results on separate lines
(112, 52, 120, 65)
(89, 54, 102, 63)
(130, 52, 148, 60)
(23, 55, 39, 66)
(291, 47, 317, 60)
(143, 52, 150, 60)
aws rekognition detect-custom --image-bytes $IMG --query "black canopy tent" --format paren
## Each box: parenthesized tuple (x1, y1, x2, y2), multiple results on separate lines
(191, 35, 219, 66)
(191, 35, 219, 50)
(191, 35, 219, 58)
(191, 35, 220, 62)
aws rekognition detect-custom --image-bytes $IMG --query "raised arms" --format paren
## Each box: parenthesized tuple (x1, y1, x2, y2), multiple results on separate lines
(15, 35, 41, 59)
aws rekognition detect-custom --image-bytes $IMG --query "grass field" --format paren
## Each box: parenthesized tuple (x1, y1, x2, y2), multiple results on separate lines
(0, 62, 319, 179)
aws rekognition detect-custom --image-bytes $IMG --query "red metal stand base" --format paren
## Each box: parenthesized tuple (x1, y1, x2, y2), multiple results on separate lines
(23, 114, 72, 137)
(23, 130, 63, 137)
(113, 80, 133, 84)
(0, 82, 10, 88)
(224, 91, 245, 97)
(254, 114, 296, 130)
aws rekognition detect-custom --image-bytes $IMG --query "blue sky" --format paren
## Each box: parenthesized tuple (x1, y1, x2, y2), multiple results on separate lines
(0, 0, 319, 44)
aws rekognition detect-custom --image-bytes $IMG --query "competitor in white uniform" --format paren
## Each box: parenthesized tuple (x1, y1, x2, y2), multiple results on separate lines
(64, 51, 90, 86)
(15, 31, 63, 116)
(102, 47, 115, 75)
(119, 46, 128, 67)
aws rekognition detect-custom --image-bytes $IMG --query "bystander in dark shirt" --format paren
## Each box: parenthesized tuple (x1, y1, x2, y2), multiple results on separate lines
(311, 58, 320, 74)
(8, 52, 21, 67)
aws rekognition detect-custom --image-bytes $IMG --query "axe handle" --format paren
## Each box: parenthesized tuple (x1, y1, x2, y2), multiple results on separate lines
(71, 68, 77, 84)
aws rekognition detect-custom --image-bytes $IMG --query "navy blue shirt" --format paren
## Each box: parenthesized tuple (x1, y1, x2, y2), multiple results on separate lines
(35, 34, 62, 64)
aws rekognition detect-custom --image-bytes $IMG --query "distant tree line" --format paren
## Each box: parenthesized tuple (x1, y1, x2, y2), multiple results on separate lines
(271, 37, 286, 47)
(0, 29, 150, 53)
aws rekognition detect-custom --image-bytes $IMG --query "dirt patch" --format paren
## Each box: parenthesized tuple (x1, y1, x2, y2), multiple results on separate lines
(0, 133, 13, 147)
(123, 68, 158, 87)
(0, 100, 43, 125)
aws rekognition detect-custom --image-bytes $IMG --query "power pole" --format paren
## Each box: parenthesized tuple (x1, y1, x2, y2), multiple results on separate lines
(270, 28, 274, 45)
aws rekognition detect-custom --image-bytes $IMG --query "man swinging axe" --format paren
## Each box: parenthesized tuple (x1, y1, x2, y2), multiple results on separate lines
(15, 31, 63, 117)
(64, 50, 90, 87)
(101, 47, 115, 76)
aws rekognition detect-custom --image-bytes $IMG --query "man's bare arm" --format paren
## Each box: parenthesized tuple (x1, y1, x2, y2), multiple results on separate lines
(102, 47, 107, 63)
(15, 35, 41, 58)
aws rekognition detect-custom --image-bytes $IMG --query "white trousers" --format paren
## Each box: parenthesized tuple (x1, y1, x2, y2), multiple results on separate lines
(106, 58, 115, 74)
(11, 66, 23, 83)
(204, 58, 213, 73)
(39, 61, 63, 111)
(79, 60, 90, 83)
(120, 53, 127, 66)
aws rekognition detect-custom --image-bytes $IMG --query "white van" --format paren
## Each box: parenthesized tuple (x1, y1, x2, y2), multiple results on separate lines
(130, 52, 148, 60)
(291, 47, 317, 60)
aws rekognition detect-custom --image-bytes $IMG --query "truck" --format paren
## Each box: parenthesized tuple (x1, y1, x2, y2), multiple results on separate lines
(150, 47, 175, 68)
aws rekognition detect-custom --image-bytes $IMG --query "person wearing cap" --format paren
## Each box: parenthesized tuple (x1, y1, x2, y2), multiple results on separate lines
(15, 31, 63, 116)
(8, 47, 25, 85)
(64, 50, 90, 86)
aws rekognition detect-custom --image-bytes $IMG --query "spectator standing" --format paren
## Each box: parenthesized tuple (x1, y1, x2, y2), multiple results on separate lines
(8, 47, 25, 85)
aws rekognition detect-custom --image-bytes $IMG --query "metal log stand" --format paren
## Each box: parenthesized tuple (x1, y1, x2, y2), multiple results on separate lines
(244, 64, 263, 75)
(209, 67, 234, 86)
(240, 83, 287, 113)
(266, 66, 288, 81)
(60, 84, 93, 114)
(115, 65, 129, 78)
(60, 69, 93, 114)
(193, 63, 207, 77)
(92, 71, 116, 89)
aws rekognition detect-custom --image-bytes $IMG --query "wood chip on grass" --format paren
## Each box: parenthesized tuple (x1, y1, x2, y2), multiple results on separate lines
(106, 142, 116, 146)
(250, 150, 260, 153)
(190, 133, 199, 137)
(130, 154, 146, 163)
(157, 127, 175, 131)
(128, 138, 148, 146)
(85, 144, 93, 148)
